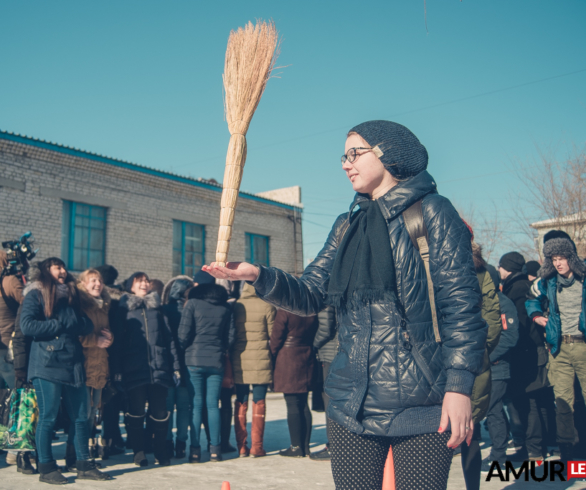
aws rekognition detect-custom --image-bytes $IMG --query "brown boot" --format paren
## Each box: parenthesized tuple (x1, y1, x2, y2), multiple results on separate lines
(234, 401, 250, 457)
(250, 400, 267, 457)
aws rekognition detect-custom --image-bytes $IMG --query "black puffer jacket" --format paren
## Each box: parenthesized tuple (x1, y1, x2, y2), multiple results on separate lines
(112, 292, 180, 391)
(502, 272, 548, 392)
(314, 306, 338, 363)
(178, 284, 234, 371)
(252, 171, 486, 437)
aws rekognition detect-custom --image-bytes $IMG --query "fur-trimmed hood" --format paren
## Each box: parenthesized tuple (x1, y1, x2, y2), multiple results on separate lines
(472, 243, 487, 272)
(187, 283, 228, 305)
(120, 291, 161, 311)
(77, 282, 111, 313)
(162, 275, 194, 305)
(539, 237, 586, 280)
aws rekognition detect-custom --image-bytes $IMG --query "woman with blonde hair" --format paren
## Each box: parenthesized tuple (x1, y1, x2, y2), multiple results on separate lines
(64, 269, 113, 468)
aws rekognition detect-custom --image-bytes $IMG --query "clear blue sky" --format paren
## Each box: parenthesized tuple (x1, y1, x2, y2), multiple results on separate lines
(1, 1, 585, 264)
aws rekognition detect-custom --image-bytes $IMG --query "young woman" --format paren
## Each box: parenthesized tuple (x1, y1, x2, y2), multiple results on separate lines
(65, 269, 114, 469)
(204, 120, 487, 490)
(161, 274, 195, 459)
(112, 272, 180, 467)
(177, 271, 234, 463)
(270, 309, 318, 458)
(231, 283, 276, 457)
(20, 258, 111, 484)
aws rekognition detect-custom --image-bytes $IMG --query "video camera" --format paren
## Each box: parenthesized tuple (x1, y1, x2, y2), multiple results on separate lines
(1, 232, 37, 278)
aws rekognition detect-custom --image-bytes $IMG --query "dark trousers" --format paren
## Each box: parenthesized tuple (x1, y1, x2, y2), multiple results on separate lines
(102, 391, 124, 444)
(127, 383, 168, 419)
(486, 379, 509, 461)
(460, 422, 482, 490)
(511, 387, 551, 458)
(235, 384, 268, 404)
(322, 362, 331, 444)
(32, 378, 90, 464)
(329, 419, 453, 490)
(284, 392, 312, 453)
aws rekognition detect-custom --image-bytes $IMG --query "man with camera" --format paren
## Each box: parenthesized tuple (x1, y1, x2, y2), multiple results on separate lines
(0, 249, 23, 390)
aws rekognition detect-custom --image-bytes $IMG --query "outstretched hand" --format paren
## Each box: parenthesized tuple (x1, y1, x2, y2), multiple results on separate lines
(202, 262, 260, 283)
(439, 391, 473, 449)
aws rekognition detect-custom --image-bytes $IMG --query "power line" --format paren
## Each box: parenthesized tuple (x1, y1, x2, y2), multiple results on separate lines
(174, 67, 586, 171)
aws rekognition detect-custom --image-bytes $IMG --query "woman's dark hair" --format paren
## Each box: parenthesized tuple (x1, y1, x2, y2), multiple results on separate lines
(37, 257, 79, 318)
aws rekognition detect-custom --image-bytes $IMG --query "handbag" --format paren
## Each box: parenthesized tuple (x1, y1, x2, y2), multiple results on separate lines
(0, 384, 38, 451)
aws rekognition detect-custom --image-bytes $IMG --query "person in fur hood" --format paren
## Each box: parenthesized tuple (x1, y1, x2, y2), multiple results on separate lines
(526, 231, 586, 461)
(110, 271, 180, 468)
(20, 258, 111, 484)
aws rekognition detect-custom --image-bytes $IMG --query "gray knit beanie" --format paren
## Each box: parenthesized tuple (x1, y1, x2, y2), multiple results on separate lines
(349, 120, 428, 179)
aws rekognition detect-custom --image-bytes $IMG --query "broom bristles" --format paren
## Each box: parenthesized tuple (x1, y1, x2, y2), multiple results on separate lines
(223, 20, 280, 135)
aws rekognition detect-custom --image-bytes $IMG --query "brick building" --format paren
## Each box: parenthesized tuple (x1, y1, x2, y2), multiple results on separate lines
(0, 131, 303, 282)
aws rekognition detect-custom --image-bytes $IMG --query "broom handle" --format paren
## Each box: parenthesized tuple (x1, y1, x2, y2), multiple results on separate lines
(216, 133, 247, 267)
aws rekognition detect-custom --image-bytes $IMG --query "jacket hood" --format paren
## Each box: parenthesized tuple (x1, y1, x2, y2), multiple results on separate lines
(0, 250, 8, 269)
(539, 237, 586, 280)
(162, 275, 194, 304)
(472, 243, 487, 272)
(120, 291, 161, 311)
(239, 283, 258, 300)
(187, 283, 228, 305)
(104, 285, 124, 301)
(349, 171, 438, 223)
(77, 282, 111, 312)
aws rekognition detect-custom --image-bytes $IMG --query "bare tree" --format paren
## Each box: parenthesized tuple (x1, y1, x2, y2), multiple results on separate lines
(459, 201, 507, 264)
(509, 145, 586, 257)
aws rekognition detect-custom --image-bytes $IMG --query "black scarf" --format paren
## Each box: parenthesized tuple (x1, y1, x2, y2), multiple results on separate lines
(327, 200, 397, 310)
(557, 273, 576, 293)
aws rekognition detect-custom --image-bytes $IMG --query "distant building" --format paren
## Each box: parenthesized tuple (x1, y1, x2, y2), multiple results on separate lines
(0, 131, 303, 282)
(530, 213, 586, 258)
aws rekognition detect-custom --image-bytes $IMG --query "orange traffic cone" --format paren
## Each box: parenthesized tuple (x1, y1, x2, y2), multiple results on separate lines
(221, 482, 231, 490)
(381, 447, 395, 490)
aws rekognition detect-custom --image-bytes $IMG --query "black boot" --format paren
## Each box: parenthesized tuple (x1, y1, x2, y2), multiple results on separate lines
(188, 446, 201, 463)
(150, 412, 171, 466)
(38, 461, 68, 485)
(279, 445, 304, 458)
(125, 413, 148, 466)
(174, 440, 186, 459)
(209, 444, 223, 462)
(560, 443, 574, 462)
(220, 398, 236, 453)
(17, 452, 37, 474)
(65, 443, 76, 472)
(76, 460, 112, 481)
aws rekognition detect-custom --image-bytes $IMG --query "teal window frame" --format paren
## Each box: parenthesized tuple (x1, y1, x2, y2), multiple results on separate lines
(245, 233, 270, 267)
(173, 221, 206, 277)
(61, 201, 107, 271)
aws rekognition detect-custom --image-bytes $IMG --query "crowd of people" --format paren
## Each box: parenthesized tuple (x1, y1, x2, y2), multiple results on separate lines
(1, 119, 585, 490)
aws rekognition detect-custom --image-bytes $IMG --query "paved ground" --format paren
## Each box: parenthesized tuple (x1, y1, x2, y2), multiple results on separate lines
(1, 393, 585, 489)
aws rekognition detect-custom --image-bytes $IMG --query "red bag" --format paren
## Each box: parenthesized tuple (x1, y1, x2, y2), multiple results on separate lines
(222, 354, 234, 389)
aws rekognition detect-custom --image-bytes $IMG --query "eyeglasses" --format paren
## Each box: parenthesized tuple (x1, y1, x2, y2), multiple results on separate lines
(341, 147, 373, 165)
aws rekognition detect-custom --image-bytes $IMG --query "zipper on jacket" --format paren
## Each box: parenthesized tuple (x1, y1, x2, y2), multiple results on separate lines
(142, 309, 154, 384)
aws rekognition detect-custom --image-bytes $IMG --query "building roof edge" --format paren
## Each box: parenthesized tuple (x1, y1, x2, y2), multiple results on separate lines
(0, 130, 302, 212)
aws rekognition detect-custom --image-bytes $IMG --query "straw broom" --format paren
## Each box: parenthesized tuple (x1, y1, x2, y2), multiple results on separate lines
(216, 20, 280, 266)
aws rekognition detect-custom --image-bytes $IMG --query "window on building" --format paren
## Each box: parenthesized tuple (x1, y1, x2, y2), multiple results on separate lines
(173, 221, 205, 277)
(245, 233, 270, 267)
(61, 201, 107, 271)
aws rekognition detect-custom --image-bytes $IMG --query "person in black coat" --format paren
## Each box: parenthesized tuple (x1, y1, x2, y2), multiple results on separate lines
(177, 277, 234, 463)
(20, 258, 111, 484)
(111, 272, 180, 467)
(499, 252, 551, 460)
(482, 265, 519, 468)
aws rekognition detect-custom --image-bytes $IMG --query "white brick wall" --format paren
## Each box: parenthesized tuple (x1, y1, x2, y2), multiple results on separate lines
(0, 137, 303, 282)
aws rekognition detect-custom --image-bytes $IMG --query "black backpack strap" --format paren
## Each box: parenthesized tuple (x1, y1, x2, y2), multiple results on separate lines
(403, 201, 441, 343)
